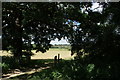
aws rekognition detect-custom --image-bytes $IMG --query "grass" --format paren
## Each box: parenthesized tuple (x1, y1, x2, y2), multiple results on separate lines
(2, 48, 120, 80)
(1, 48, 75, 60)
(1, 48, 75, 75)
(1, 48, 76, 79)
(8, 60, 73, 80)
(31, 49, 74, 60)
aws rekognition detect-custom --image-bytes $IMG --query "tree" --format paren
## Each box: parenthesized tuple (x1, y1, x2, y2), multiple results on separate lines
(2, 2, 24, 63)
(2, 2, 120, 79)
(2, 2, 69, 63)
(65, 2, 120, 79)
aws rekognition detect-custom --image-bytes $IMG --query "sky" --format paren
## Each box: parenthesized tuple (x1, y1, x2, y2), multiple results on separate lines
(50, 38, 69, 45)
(50, 3, 102, 45)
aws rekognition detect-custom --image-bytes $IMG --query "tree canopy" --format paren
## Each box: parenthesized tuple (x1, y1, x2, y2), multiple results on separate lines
(2, 2, 68, 56)
(2, 2, 120, 63)
(2, 2, 120, 80)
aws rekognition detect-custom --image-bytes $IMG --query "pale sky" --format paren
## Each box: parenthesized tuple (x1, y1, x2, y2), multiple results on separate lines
(50, 38, 69, 45)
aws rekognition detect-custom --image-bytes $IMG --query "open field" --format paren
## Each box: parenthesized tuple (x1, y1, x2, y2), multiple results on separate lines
(0, 49, 75, 60)
(0, 50, 12, 56)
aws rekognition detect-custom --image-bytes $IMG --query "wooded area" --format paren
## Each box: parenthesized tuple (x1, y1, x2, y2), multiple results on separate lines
(1, 2, 120, 80)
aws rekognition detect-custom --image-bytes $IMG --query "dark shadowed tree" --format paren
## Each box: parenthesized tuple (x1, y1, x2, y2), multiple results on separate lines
(2, 2, 120, 79)
(65, 2, 120, 79)
(2, 2, 69, 63)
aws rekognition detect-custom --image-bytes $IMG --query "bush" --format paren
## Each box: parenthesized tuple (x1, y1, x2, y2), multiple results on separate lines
(0, 62, 9, 73)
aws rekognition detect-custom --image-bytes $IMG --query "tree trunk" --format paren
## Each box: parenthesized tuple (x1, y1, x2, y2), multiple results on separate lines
(13, 17, 22, 65)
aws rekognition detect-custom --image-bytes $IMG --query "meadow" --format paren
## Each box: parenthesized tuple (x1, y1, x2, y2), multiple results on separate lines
(1, 45, 76, 80)
(1, 48, 74, 60)
(1, 46, 120, 80)
(31, 49, 74, 60)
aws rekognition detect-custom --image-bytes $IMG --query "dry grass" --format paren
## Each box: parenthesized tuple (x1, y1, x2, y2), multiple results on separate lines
(31, 49, 74, 60)
(0, 49, 75, 60)
(0, 50, 12, 56)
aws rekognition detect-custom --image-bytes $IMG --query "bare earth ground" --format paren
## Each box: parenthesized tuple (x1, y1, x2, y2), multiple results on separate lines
(0, 49, 75, 60)
(2, 66, 51, 80)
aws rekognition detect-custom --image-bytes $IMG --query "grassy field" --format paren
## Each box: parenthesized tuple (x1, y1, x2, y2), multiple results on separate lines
(0, 48, 75, 60)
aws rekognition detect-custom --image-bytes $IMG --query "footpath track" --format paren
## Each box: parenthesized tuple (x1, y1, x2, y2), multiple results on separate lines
(1, 64, 52, 80)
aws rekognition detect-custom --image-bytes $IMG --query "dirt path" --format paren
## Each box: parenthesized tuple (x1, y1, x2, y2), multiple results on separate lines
(1, 64, 51, 80)
(1, 66, 50, 80)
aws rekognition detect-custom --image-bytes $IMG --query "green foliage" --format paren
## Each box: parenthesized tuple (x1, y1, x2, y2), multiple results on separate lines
(2, 56, 54, 74)
(87, 64, 94, 73)
(0, 62, 9, 74)
(7, 58, 120, 80)
(2, 2, 120, 79)
(2, 56, 21, 73)
(51, 70, 62, 79)
(27, 68, 71, 80)
(2, 2, 67, 54)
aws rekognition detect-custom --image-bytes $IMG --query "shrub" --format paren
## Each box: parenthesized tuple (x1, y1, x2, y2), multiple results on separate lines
(0, 62, 9, 73)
